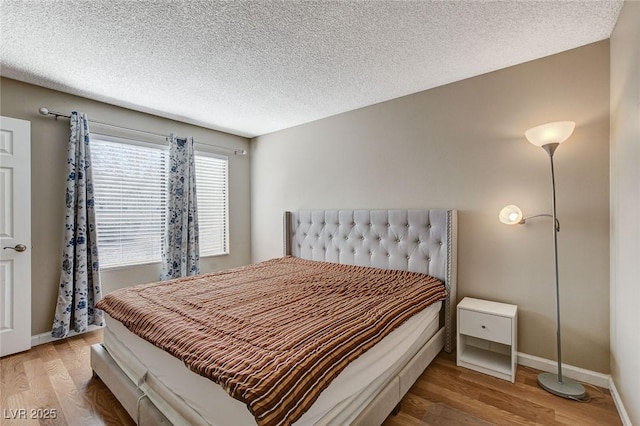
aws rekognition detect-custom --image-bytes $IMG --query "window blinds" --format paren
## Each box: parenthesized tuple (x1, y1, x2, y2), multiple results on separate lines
(195, 153, 228, 256)
(91, 136, 228, 269)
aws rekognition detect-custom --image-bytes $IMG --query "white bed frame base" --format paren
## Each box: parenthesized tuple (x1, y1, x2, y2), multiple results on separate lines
(91, 208, 457, 425)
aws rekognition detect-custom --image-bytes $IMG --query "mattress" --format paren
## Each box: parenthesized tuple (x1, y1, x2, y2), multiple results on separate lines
(103, 300, 441, 425)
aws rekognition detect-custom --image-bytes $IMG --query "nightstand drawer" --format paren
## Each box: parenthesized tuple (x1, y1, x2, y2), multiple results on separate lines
(459, 309, 512, 345)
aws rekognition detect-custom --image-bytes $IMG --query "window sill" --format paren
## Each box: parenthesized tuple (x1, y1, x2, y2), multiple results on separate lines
(200, 252, 230, 260)
(99, 260, 161, 272)
(99, 252, 229, 272)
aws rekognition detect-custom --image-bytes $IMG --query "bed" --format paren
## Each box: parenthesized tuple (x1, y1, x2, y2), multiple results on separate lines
(91, 209, 458, 425)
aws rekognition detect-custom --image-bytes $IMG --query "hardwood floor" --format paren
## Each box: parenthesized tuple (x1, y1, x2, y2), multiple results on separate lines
(1, 330, 621, 425)
(383, 352, 622, 426)
(1, 330, 133, 426)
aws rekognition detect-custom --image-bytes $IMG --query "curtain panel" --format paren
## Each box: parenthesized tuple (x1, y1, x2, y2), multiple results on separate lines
(52, 112, 103, 338)
(161, 134, 200, 280)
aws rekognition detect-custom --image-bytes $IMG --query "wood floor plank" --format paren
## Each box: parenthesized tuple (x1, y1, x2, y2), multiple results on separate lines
(53, 339, 90, 391)
(43, 358, 101, 425)
(35, 342, 59, 364)
(23, 358, 54, 406)
(393, 391, 436, 421)
(82, 376, 136, 426)
(80, 331, 103, 346)
(2, 391, 40, 426)
(382, 411, 425, 426)
(1, 351, 31, 401)
(477, 388, 558, 425)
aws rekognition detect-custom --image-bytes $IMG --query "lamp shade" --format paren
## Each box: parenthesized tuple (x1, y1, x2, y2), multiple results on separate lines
(524, 121, 575, 147)
(499, 205, 523, 225)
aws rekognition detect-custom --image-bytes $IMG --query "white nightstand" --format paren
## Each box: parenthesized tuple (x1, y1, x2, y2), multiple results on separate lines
(457, 297, 518, 382)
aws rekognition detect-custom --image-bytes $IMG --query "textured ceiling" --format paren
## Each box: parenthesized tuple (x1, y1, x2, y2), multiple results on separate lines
(1, 1, 623, 137)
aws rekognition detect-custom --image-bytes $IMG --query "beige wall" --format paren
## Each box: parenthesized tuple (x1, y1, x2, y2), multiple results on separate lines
(251, 41, 611, 373)
(0, 77, 252, 336)
(610, 1, 640, 423)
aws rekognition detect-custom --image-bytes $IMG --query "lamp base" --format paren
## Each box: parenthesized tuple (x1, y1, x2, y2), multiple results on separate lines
(537, 372, 586, 400)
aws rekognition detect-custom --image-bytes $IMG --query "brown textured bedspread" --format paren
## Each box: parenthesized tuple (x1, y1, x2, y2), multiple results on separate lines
(96, 256, 446, 425)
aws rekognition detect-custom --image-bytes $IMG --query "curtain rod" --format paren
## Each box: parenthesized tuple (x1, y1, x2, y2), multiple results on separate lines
(38, 107, 247, 156)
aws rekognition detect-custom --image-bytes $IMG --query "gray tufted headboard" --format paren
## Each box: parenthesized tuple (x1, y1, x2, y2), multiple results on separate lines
(283, 209, 458, 353)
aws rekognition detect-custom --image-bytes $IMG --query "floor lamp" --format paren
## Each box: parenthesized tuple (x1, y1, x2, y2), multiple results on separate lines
(499, 121, 586, 400)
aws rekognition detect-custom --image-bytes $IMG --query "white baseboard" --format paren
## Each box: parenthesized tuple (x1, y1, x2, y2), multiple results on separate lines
(31, 324, 104, 347)
(608, 376, 633, 426)
(517, 352, 610, 388)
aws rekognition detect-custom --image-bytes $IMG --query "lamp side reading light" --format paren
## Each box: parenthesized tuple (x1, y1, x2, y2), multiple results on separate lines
(499, 205, 524, 225)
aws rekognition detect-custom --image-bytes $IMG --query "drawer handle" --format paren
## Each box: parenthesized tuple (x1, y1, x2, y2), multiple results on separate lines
(481, 325, 486, 329)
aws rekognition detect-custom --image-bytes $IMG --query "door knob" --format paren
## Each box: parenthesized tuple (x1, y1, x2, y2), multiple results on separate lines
(3, 244, 27, 252)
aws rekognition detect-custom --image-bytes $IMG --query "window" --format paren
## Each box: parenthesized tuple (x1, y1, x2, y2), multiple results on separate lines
(91, 138, 167, 267)
(91, 135, 229, 269)
(194, 153, 228, 256)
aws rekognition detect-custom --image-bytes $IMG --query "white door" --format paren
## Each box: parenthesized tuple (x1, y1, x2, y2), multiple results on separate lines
(0, 116, 31, 357)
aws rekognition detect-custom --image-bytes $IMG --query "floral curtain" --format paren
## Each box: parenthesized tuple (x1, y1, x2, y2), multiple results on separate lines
(52, 112, 102, 338)
(161, 134, 200, 280)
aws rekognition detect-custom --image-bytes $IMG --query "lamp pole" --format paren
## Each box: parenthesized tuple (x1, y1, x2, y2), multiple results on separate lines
(543, 142, 563, 382)
(536, 143, 586, 399)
